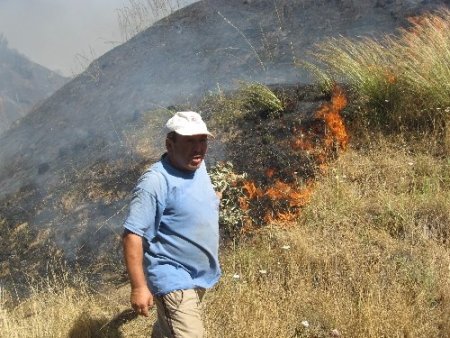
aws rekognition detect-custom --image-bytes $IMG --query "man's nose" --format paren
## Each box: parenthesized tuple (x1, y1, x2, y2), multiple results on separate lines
(193, 141, 205, 152)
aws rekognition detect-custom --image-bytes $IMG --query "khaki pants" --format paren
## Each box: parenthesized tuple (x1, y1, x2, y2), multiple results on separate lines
(151, 289, 206, 338)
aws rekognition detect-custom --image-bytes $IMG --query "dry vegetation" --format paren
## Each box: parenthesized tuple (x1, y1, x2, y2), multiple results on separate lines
(1, 7, 450, 338)
(117, 0, 185, 41)
(1, 140, 449, 337)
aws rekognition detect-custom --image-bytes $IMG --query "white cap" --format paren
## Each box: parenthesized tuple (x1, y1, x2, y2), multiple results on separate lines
(165, 111, 212, 137)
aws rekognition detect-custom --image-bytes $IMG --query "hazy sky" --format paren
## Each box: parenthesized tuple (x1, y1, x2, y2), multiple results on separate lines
(0, 0, 197, 76)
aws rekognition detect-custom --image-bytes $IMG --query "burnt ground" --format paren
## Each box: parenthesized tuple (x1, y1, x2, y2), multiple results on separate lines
(214, 84, 333, 180)
(0, 157, 151, 292)
(0, 83, 341, 295)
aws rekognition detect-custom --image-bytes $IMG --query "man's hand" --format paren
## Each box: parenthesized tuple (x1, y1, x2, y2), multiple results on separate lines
(131, 286, 154, 317)
(123, 231, 154, 317)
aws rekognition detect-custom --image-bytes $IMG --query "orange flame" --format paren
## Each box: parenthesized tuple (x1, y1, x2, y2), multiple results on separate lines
(265, 180, 289, 200)
(315, 85, 349, 151)
(287, 185, 314, 208)
(243, 180, 263, 199)
(265, 167, 276, 178)
(291, 85, 348, 160)
(233, 85, 349, 229)
(291, 137, 315, 152)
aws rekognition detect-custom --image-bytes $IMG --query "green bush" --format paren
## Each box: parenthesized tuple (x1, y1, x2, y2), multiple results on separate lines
(209, 161, 249, 238)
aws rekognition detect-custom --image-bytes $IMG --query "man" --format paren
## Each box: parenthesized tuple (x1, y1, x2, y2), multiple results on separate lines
(122, 111, 221, 338)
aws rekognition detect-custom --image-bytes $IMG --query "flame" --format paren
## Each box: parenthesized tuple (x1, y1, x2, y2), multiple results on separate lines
(238, 196, 250, 211)
(242, 180, 263, 199)
(231, 85, 349, 229)
(291, 85, 348, 158)
(265, 167, 276, 178)
(315, 85, 349, 151)
(277, 212, 297, 222)
(287, 185, 314, 208)
(291, 137, 315, 152)
(264, 180, 313, 207)
(265, 180, 290, 200)
(331, 86, 348, 111)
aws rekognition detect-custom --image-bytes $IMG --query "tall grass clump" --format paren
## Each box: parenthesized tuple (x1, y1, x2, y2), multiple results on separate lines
(306, 10, 450, 141)
(238, 82, 284, 119)
(202, 82, 284, 126)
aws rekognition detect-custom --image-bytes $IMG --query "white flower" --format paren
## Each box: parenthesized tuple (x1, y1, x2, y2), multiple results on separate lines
(232, 274, 240, 279)
(281, 245, 291, 250)
(331, 328, 341, 337)
(301, 320, 309, 328)
(408, 162, 414, 166)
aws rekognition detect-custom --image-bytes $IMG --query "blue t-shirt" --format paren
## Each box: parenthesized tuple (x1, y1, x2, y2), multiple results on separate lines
(123, 154, 221, 296)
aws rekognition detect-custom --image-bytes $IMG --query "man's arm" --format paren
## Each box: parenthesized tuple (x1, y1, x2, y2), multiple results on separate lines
(122, 230, 153, 316)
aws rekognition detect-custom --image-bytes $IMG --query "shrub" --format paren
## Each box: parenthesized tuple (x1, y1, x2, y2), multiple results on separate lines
(201, 82, 284, 128)
(209, 161, 250, 238)
(238, 82, 284, 119)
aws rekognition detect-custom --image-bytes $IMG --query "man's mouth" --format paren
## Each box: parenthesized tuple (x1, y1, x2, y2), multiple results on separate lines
(191, 155, 203, 165)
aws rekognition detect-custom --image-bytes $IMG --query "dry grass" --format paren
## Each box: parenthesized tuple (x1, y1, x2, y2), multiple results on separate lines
(205, 139, 450, 338)
(117, 0, 185, 41)
(0, 270, 154, 338)
(307, 9, 450, 136)
(1, 136, 449, 338)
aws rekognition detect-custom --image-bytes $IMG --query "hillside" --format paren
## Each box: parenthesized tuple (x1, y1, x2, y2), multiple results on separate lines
(2, 0, 448, 198)
(0, 5, 449, 336)
(0, 0, 449, 288)
(0, 36, 67, 135)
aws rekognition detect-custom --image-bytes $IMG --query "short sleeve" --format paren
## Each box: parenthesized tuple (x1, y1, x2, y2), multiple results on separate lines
(123, 171, 167, 241)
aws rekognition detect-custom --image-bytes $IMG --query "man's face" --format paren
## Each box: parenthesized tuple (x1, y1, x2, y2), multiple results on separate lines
(166, 133, 208, 171)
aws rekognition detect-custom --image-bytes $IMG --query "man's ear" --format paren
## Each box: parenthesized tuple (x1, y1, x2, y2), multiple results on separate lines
(166, 138, 173, 152)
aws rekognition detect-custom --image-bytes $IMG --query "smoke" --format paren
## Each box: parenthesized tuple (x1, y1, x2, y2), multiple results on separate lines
(0, 0, 121, 75)
(0, 0, 199, 76)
